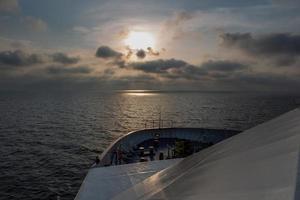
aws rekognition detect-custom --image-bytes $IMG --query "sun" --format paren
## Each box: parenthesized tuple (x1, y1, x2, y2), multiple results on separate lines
(124, 31, 155, 49)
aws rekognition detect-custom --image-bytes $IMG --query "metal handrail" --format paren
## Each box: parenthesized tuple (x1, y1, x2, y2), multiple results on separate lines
(143, 119, 175, 129)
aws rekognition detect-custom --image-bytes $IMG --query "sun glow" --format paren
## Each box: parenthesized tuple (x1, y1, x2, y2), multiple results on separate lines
(124, 31, 155, 49)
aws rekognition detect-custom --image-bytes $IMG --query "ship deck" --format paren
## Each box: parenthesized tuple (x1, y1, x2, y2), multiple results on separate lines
(75, 159, 183, 200)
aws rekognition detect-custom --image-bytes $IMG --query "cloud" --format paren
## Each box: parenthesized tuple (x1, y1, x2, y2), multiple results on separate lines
(0, 37, 34, 50)
(128, 58, 248, 79)
(21, 16, 48, 32)
(129, 58, 190, 73)
(220, 32, 300, 66)
(0, 49, 84, 68)
(51, 52, 80, 64)
(164, 11, 194, 29)
(201, 60, 248, 72)
(117, 27, 130, 39)
(73, 26, 91, 34)
(162, 65, 207, 80)
(95, 45, 161, 62)
(0, 50, 43, 67)
(0, 0, 19, 13)
(46, 65, 92, 75)
(136, 49, 146, 59)
(221, 33, 300, 56)
(147, 47, 160, 56)
(125, 58, 204, 80)
(127, 47, 161, 60)
(125, 46, 133, 59)
(9, 40, 33, 49)
(125, 57, 254, 83)
(95, 45, 127, 69)
(95, 46, 123, 59)
(162, 11, 195, 40)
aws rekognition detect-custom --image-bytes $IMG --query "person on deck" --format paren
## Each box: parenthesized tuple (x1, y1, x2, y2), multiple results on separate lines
(149, 146, 155, 161)
(117, 148, 123, 165)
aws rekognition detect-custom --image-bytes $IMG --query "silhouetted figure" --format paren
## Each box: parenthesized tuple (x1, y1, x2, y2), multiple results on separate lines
(167, 146, 171, 159)
(117, 148, 123, 165)
(95, 156, 100, 165)
(159, 152, 164, 160)
(149, 146, 154, 161)
(111, 151, 117, 165)
(114, 151, 118, 165)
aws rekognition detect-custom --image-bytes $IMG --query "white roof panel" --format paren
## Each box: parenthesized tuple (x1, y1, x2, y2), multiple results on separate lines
(75, 159, 182, 200)
(113, 108, 300, 200)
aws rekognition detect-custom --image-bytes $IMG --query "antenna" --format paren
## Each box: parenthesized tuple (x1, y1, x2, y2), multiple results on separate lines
(158, 105, 161, 129)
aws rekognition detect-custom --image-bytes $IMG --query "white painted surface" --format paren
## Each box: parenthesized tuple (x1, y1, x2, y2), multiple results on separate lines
(112, 108, 300, 200)
(74, 159, 182, 200)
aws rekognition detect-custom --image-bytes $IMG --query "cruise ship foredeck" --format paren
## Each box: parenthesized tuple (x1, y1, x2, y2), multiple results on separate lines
(75, 127, 239, 200)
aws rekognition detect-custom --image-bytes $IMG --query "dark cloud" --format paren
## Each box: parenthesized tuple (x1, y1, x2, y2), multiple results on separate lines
(221, 33, 300, 56)
(165, 60, 248, 80)
(136, 49, 146, 59)
(220, 32, 300, 66)
(96, 45, 162, 61)
(51, 52, 80, 64)
(201, 60, 248, 72)
(129, 59, 189, 73)
(46, 65, 92, 75)
(95, 46, 123, 59)
(126, 47, 161, 60)
(128, 58, 248, 80)
(127, 58, 202, 80)
(0, 50, 43, 67)
(0, 50, 82, 68)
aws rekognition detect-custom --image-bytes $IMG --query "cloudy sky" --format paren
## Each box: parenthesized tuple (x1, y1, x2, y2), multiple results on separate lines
(0, 0, 300, 91)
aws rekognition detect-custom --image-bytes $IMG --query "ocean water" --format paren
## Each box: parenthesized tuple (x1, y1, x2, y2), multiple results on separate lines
(0, 90, 299, 200)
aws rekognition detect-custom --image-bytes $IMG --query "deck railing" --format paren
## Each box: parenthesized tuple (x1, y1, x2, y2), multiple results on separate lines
(143, 119, 175, 129)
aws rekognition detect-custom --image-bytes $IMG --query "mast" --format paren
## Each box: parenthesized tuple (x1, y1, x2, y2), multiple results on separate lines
(158, 106, 161, 129)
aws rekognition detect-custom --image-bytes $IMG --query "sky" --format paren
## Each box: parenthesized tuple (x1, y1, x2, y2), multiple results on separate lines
(0, 0, 300, 91)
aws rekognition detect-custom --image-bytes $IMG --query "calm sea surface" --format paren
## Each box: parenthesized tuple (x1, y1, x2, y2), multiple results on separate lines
(0, 90, 299, 200)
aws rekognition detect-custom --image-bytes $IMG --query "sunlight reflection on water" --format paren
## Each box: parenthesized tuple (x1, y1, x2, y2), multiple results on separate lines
(121, 90, 159, 96)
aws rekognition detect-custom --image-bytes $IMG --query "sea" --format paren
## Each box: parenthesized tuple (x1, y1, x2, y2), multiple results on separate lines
(0, 90, 299, 200)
